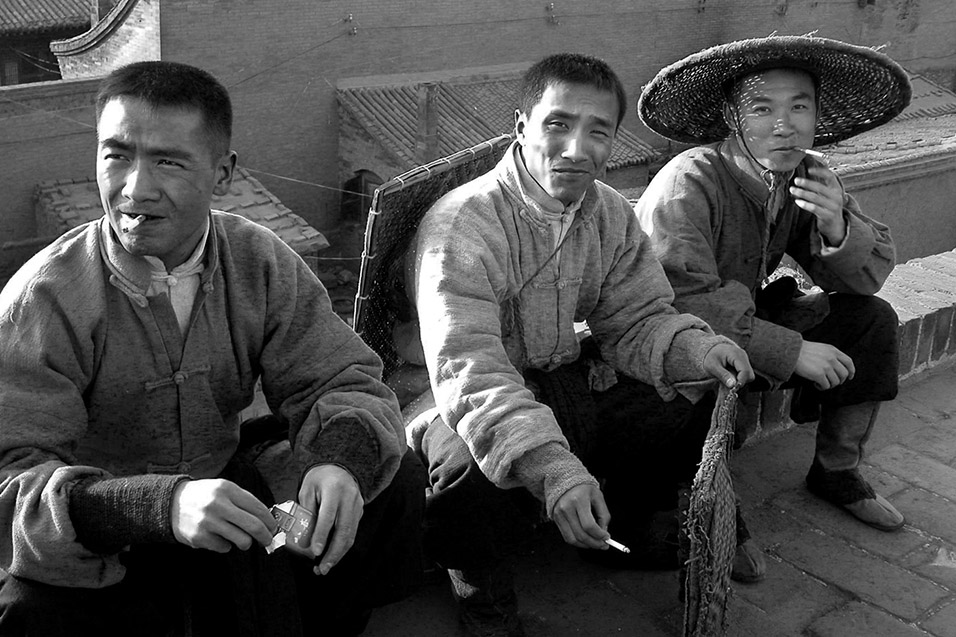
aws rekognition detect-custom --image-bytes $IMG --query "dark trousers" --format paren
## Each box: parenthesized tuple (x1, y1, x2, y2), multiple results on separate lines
(0, 448, 426, 637)
(745, 293, 899, 424)
(419, 359, 713, 572)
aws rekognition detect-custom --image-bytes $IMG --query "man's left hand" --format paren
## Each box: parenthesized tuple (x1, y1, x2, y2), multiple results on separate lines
(790, 166, 847, 246)
(702, 342, 754, 389)
(298, 464, 364, 576)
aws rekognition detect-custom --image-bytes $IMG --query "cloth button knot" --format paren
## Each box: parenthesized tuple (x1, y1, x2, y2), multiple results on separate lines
(172, 371, 187, 385)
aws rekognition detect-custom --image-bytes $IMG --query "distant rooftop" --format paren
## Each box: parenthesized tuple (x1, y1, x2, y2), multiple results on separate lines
(338, 72, 659, 172)
(826, 73, 956, 176)
(33, 168, 329, 255)
(0, 0, 90, 35)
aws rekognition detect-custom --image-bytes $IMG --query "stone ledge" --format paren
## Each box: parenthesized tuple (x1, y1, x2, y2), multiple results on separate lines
(740, 248, 956, 446)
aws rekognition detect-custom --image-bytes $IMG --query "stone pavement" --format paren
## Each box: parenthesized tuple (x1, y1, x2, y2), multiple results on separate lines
(363, 363, 956, 637)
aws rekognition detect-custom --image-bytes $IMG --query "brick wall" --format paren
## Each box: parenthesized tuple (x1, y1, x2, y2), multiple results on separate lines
(741, 249, 956, 446)
(53, 0, 160, 79)
(1, 0, 953, 279)
(156, 0, 956, 235)
(0, 78, 98, 281)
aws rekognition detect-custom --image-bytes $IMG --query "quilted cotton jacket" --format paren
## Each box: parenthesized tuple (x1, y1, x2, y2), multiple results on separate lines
(411, 143, 728, 514)
(0, 212, 405, 588)
(635, 139, 895, 386)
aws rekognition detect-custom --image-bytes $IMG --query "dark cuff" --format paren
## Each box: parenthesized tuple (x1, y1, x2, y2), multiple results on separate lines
(69, 473, 191, 554)
(304, 418, 380, 498)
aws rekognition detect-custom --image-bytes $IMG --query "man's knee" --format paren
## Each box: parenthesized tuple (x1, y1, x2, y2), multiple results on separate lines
(831, 294, 898, 335)
(0, 574, 149, 636)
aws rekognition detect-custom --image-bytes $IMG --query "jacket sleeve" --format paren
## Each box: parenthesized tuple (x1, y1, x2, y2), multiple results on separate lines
(412, 193, 588, 492)
(788, 183, 896, 296)
(254, 232, 405, 503)
(635, 157, 803, 386)
(0, 256, 131, 588)
(586, 192, 728, 401)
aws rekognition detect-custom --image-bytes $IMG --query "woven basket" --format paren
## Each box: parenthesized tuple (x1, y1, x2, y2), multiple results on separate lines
(352, 134, 512, 376)
(683, 385, 739, 637)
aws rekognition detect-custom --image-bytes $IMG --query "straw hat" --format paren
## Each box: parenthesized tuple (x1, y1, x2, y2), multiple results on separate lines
(637, 35, 912, 147)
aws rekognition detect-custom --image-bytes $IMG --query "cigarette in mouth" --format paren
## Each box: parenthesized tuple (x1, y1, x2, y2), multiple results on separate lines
(122, 214, 146, 233)
(797, 147, 828, 160)
(605, 538, 631, 554)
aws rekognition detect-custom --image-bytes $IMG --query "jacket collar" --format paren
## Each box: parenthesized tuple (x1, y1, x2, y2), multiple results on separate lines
(97, 213, 221, 305)
(717, 137, 807, 205)
(497, 141, 595, 227)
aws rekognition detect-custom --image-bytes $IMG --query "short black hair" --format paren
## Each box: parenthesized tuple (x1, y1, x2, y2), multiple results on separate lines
(95, 61, 232, 156)
(518, 53, 627, 128)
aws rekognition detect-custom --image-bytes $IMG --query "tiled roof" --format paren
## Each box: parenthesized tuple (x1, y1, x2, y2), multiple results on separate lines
(338, 76, 659, 171)
(0, 0, 90, 35)
(826, 73, 956, 175)
(33, 168, 329, 255)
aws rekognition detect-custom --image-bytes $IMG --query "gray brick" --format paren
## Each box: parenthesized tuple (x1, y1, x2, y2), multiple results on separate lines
(921, 598, 956, 637)
(869, 445, 956, 502)
(892, 489, 956, 546)
(773, 526, 947, 619)
(808, 602, 930, 637)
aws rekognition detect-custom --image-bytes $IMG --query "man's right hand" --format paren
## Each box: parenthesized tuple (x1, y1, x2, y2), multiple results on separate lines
(551, 483, 611, 550)
(170, 479, 277, 553)
(794, 340, 855, 391)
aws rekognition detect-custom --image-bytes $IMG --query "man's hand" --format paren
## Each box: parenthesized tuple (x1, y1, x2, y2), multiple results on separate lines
(702, 342, 754, 389)
(551, 483, 611, 550)
(791, 166, 847, 246)
(794, 340, 855, 390)
(170, 479, 276, 553)
(298, 464, 364, 576)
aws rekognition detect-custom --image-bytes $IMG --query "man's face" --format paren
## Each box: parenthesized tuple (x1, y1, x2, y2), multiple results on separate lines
(515, 81, 618, 205)
(726, 68, 817, 172)
(96, 97, 235, 269)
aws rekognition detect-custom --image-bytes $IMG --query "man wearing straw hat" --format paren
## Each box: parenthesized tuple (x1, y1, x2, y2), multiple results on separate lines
(635, 35, 912, 581)
(408, 52, 754, 637)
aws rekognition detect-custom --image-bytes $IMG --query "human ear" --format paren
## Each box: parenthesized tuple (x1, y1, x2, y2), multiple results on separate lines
(514, 109, 526, 140)
(722, 103, 738, 132)
(213, 151, 237, 196)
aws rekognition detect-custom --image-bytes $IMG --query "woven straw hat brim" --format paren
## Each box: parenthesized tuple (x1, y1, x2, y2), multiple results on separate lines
(637, 35, 912, 147)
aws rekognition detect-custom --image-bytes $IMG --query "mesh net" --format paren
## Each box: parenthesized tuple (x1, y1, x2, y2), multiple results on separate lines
(683, 385, 739, 637)
(352, 134, 512, 378)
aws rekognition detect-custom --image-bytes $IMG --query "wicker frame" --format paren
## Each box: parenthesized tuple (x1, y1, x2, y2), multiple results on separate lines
(352, 134, 513, 377)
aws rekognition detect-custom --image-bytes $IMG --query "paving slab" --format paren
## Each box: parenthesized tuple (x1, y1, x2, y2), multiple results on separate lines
(364, 367, 956, 636)
(807, 601, 931, 637)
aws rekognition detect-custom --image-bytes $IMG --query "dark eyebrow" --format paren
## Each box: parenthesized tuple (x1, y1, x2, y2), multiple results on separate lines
(98, 136, 196, 161)
(547, 108, 615, 130)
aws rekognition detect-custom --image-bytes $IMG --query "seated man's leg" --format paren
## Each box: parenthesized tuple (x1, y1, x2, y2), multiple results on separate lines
(238, 414, 427, 636)
(417, 413, 540, 637)
(797, 294, 904, 530)
(0, 563, 182, 637)
(0, 541, 268, 637)
(294, 448, 426, 637)
(588, 377, 713, 567)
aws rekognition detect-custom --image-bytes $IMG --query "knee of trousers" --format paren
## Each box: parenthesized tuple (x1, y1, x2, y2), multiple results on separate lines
(833, 294, 899, 337)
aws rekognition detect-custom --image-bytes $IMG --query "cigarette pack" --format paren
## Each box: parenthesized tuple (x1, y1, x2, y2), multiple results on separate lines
(266, 500, 315, 555)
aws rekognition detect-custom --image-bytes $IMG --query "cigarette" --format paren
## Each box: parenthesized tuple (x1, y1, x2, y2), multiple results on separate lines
(797, 147, 828, 159)
(605, 538, 631, 554)
(122, 214, 146, 233)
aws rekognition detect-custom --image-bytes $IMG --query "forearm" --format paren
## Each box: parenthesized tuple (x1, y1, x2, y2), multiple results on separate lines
(511, 442, 598, 518)
(69, 473, 190, 554)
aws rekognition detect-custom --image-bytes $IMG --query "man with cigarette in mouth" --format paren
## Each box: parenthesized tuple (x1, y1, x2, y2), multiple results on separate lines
(407, 52, 754, 636)
(635, 35, 913, 582)
(0, 61, 424, 636)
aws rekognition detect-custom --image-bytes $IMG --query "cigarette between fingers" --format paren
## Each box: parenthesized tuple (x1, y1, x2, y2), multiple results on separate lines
(605, 538, 630, 553)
